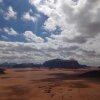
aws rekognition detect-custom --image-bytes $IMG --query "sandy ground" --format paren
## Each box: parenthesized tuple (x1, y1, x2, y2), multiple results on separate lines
(0, 68, 99, 100)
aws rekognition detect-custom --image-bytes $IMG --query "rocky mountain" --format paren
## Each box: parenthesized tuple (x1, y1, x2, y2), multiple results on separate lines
(0, 59, 89, 69)
(43, 59, 88, 69)
(12, 63, 42, 68)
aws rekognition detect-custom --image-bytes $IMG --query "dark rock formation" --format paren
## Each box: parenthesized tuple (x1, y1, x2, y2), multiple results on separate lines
(43, 59, 88, 69)
(12, 63, 42, 68)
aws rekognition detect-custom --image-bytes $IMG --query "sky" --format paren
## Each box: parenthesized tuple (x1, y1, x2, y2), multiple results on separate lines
(0, 0, 100, 66)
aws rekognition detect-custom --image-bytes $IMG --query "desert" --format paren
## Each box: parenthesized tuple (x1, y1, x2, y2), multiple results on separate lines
(0, 68, 99, 100)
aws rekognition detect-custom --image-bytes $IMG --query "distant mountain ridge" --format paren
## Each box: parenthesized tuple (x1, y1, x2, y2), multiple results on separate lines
(43, 59, 88, 68)
(0, 59, 89, 69)
(0, 63, 42, 68)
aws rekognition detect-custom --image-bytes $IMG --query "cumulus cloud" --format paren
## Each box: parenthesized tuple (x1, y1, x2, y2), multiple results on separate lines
(30, 0, 100, 40)
(4, 6, 17, 20)
(22, 12, 38, 22)
(3, 27, 18, 35)
(43, 17, 57, 32)
(23, 31, 44, 43)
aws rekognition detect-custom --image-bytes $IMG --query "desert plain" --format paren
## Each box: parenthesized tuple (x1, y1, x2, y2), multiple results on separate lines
(0, 68, 99, 100)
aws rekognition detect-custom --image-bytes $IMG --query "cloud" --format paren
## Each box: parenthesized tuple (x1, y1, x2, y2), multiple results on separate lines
(0, 41, 60, 64)
(3, 27, 18, 35)
(31, 0, 100, 39)
(0, 41, 37, 63)
(22, 12, 38, 23)
(23, 31, 44, 43)
(0, 0, 100, 66)
(0, 35, 100, 66)
(70, 0, 100, 37)
(66, 35, 88, 43)
(43, 17, 58, 32)
(28, 0, 100, 66)
(4, 6, 17, 20)
(0, 41, 65, 63)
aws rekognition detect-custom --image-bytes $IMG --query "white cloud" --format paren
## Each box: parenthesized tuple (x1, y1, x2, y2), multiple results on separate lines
(24, 31, 44, 43)
(0, 39, 100, 66)
(22, 12, 37, 22)
(0, 41, 37, 63)
(29, 0, 41, 6)
(31, 0, 100, 38)
(4, 6, 17, 20)
(0, 41, 58, 64)
(3, 27, 17, 35)
(27, 0, 100, 66)
(43, 17, 57, 32)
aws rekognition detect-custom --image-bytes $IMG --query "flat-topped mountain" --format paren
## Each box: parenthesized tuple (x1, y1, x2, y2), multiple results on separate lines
(43, 59, 88, 68)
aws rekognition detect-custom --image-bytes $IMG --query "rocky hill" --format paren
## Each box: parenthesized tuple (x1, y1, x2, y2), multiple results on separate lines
(43, 59, 88, 69)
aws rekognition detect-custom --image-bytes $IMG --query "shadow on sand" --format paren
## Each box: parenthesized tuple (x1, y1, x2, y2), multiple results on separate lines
(31, 73, 90, 88)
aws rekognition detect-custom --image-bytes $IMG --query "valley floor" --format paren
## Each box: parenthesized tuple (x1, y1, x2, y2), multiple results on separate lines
(0, 68, 99, 100)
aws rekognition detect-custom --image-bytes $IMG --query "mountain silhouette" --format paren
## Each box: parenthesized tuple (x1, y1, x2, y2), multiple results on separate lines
(0, 59, 89, 69)
(43, 59, 88, 68)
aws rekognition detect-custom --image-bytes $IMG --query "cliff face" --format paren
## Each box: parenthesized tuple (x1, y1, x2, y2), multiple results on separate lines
(43, 59, 87, 68)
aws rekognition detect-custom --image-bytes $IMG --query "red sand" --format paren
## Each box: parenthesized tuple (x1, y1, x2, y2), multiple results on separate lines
(0, 68, 99, 100)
